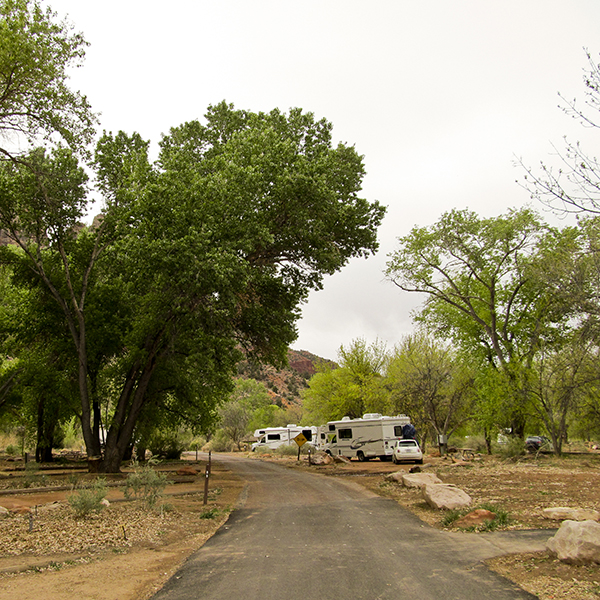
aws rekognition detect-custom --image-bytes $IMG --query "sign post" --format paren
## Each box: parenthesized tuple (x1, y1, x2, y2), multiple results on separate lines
(294, 432, 307, 461)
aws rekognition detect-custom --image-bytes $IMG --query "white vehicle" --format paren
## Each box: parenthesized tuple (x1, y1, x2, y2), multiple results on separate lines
(252, 424, 318, 451)
(392, 439, 423, 464)
(323, 413, 412, 461)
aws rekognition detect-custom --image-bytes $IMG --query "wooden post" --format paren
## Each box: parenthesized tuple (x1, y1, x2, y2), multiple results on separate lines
(208, 450, 212, 475)
(203, 465, 209, 505)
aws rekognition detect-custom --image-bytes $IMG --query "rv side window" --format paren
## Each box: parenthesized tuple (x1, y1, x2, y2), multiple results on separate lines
(328, 424, 336, 431)
(394, 426, 403, 437)
(267, 434, 281, 441)
(302, 429, 313, 441)
(338, 428, 353, 439)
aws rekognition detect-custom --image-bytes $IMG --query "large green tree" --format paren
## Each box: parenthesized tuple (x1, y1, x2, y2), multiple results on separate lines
(0, 104, 385, 471)
(385, 208, 570, 437)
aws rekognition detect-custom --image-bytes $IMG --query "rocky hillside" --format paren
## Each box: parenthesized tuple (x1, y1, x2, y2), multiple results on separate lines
(236, 349, 336, 407)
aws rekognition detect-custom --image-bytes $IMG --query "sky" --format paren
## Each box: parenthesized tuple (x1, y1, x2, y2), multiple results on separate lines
(49, 0, 600, 361)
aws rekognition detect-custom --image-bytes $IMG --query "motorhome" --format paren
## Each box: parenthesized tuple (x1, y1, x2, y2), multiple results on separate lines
(252, 424, 318, 451)
(323, 413, 412, 461)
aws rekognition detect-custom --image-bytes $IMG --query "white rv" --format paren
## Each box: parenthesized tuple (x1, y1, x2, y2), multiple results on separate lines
(252, 424, 318, 451)
(323, 413, 412, 461)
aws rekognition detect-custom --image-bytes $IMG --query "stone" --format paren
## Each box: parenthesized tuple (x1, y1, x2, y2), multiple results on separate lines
(322, 454, 334, 465)
(384, 471, 406, 483)
(422, 483, 472, 510)
(100, 498, 110, 507)
(543, 507, 600, 522)
(0, 506, 8, 517)
(10, 505, 31, 514)
(176, 466, 198, 476)
(333, 455, 351, 464)
(454, 509, 496, 528)
(37, 501, 62, 513)
(547, 520, 600, 564)
(401, 472, 443, 489)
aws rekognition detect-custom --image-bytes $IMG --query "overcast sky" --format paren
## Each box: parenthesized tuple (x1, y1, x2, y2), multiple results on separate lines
(50, 0, 600, 361)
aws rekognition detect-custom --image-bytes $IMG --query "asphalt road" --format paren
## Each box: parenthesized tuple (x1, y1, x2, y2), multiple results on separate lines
(152, 454, 549, 600)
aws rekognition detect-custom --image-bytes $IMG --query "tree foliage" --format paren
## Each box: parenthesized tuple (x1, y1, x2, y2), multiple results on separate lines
(385, 333, 475, 448)
(0, 0, 96, 158)
(0, 101, 385, 471)
(385, 207, 572, 437)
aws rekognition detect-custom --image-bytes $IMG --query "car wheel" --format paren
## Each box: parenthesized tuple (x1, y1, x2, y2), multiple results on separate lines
(392, 455, 398, 464)
(417, 459, 423, 464)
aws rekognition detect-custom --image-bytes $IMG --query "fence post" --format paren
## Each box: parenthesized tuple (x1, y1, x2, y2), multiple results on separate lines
(203, 465, 210, 505)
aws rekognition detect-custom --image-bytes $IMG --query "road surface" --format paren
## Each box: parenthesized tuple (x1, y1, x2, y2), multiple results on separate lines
(152, 454, 547, 600)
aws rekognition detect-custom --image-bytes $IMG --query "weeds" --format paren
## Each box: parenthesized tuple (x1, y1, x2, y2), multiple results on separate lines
(124, 460, 169, 509)
(22, 462, 47, 488)
(67, 478, 108, 517)
(440, 502, 511, 531)
(199, 507, 220, 519)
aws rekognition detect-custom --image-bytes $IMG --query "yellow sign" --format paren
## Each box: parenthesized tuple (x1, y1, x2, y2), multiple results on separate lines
(294, 433, 307, 447)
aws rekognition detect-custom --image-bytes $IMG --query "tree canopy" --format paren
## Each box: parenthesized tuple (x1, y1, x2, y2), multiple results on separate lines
(0, 0, 96, 158)
(0, 102, 385, 471)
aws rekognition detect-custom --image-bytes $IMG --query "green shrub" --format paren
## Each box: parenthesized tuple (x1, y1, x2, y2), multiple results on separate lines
(23, 462, 47, 488)
(204, 430, 234, 453)
(5, 444, 17, 456)
(124, 461, 169, 509)
(68, 479, 108, 517)
(496, 436, 525, 460)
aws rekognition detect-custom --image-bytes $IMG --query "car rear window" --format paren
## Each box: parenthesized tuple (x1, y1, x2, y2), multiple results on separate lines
(398, 440, 418, 447)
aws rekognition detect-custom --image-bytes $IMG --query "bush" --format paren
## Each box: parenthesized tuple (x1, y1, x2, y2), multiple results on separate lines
(124, 461, 169, 509)
(68, 479, 108, 517)
(204, 430, 234, 453)
(148, 432, 187, 460)
(496, 436, 526, 460)
(23, 462, 47, 488)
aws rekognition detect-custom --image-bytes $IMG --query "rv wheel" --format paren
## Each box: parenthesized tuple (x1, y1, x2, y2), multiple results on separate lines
(357, 451, 366, 462)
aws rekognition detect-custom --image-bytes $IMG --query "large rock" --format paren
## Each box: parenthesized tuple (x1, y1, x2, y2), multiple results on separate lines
(422, 483, 472, 510)
(401, 472, 443, 489)
(454, 509, 496, 528)
(543, 507, 600, 522)
(547, 520, 600, 564)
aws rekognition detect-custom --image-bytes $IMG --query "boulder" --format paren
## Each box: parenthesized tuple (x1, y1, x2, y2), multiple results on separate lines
(454, 509, 496, 528)
(547, 520, 600, 564)
(100, 498, 111, 507)
(401, 473, 443, 489)
(333, 455, 351, 464)
(543, 507, 600, 522)
(422, 483, 472, 510)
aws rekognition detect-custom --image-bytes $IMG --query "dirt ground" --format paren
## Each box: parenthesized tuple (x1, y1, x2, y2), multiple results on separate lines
(1, 451, 600, 600)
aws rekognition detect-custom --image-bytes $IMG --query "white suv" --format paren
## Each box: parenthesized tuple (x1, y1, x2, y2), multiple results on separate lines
(392, 439, 423, 464)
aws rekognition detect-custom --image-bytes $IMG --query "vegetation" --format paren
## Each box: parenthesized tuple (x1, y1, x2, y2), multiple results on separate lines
(67, 478, 108, 517)
(1, 3, 600, 462)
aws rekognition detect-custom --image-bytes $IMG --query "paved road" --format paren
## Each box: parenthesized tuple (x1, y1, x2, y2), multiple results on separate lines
(152, 455, 550, 600)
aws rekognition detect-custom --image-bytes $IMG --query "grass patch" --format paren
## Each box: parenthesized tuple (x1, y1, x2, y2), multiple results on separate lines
(440, 502, 511, 531)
